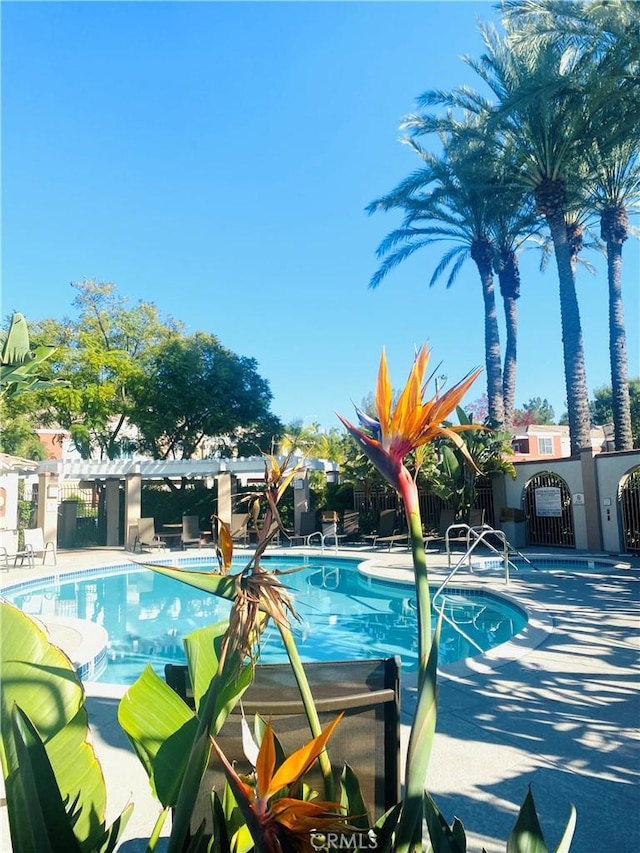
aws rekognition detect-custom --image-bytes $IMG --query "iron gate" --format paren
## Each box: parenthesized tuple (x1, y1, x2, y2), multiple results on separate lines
(619, 467, 640, 553)
(523, 471, 575, 548)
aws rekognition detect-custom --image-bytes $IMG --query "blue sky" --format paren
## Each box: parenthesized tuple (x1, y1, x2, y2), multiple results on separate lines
(3, 1, 638, 431)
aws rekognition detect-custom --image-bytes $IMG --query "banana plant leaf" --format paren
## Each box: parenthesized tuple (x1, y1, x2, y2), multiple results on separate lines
(183, 621, 252, 719)
(118, 665, 199, 807)
(0, 602, 117, 852)
(118, 617, 254, 853)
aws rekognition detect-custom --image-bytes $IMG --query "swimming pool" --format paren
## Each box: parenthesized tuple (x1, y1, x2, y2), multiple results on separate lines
(4, 556, 527, 683)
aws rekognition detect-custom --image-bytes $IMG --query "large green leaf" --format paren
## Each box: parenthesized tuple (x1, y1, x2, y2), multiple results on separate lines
(0, 602, 110, 851)
(141, 562, 238, 601)
(1, 603, 133, 852)
(11, 705, 84, 853)
(10, 705, 134, 853)
(506, 787, 548, 853)
(168, 650, 252, 853)
(183, 622, 253, 727)
(1, 313, 31, 363)
(118, 664, 199, 807)
(554, 804, 577, 853)
(423, 790, 467, 853)
(340, 763, 370, 830)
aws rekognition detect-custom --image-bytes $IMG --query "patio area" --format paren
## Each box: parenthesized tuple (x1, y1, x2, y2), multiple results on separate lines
(1, 544, 638, 852)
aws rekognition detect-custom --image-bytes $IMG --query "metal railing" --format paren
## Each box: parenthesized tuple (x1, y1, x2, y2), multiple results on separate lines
(434, 523, 535, 603)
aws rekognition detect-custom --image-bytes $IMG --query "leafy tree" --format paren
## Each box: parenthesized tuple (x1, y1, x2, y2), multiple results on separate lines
(590, 379, 640, 448)
(129, 332, 282, 460)
(32, 280, 180, 459)
(0, 400, 47, 460)
(281, 422, 349, 463)
(513, 397, 556, 426)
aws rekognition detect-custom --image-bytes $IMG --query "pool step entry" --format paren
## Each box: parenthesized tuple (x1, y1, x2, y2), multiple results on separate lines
(433, 524, 534, 604)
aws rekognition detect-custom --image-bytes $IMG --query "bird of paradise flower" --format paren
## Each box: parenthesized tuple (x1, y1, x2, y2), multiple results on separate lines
(338, 344, 482, 852)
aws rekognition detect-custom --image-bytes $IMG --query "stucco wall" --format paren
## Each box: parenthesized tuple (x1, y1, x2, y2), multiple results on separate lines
(595, 451, 640, 553)
(504, 458, 588, 548)
(0, 474, 19, 530)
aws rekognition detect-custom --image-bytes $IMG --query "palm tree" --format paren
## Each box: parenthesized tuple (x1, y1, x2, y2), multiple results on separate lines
(366, 131, 505, 426)
(500, 1, 640, 450)
(584, 138, 640, 449)
(451, 21, 600, 454)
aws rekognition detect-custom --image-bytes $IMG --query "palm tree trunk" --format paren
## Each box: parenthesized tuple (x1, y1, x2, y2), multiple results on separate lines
(607, 240, 633, 450)
(498, 250, 520, 433)
(545, 208, 592, 454)
(472, 247, 504, 428)
(501, 290, 517, 433)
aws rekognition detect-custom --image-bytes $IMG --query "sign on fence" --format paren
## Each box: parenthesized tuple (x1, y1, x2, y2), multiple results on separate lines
(534, 486, 563, 517)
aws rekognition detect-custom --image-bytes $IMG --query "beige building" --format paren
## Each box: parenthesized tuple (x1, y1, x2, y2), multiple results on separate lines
(511, 424, 614, 462)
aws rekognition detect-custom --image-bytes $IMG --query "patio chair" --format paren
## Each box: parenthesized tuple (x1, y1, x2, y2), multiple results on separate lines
(363, 509, 408, 551)
(164, 656, 400, 837)
(230, 513, 250, 546)
(288, 510, 319, 546)
(22, 528, 57, 566)
(181, 515, 202, 549)
(0, 529, 35, 570)
(132, 518, 166, 553)
(320, 510, 346, 551)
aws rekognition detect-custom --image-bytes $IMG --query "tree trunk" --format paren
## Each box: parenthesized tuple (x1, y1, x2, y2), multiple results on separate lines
(607, 240, 633, 450)
(545, 208, 592, 454)
(471, 239, 504, 428)
(498, 250, 520, 434)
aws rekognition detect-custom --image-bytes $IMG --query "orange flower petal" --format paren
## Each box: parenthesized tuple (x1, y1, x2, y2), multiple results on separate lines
(265, 713, 343, 799)
(256, 722, 277, 801)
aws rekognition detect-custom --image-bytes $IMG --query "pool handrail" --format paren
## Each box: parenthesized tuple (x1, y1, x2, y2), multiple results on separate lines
(434, 525, 512, 603)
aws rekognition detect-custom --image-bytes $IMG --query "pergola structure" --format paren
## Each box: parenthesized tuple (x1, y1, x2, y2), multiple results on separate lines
(34, 456, 340, 548)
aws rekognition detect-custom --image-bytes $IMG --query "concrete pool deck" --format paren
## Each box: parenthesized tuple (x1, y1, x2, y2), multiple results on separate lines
(1, 544, 638, 852)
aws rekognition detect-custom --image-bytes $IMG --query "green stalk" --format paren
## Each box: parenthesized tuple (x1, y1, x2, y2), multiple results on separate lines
(277, 623, 336, 801)
(407, 504, 432, 687)
(393, 477, 438, 853)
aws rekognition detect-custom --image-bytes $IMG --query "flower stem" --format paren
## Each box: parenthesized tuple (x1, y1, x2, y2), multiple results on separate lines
(277, 623, 336, 801)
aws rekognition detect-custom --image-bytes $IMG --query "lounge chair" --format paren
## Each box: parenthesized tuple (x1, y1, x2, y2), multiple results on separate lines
(363, 509, 408, 551)
(132, 518, 166, 553)
(181, 515, 202, 549)
(423, 508, 458, 552)
(165, 656, 400, 836)
(22, 528, 57, 566)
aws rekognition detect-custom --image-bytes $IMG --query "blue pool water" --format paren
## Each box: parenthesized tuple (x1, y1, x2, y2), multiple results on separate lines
(5, 556, 527, 683)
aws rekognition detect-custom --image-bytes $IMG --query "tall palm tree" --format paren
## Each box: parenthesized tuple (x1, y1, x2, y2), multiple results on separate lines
(450, 22, 599, 454)
(367, 132, 505, 427)
(491, 198, 542, 432)
(585, 138, 640, 449)
(500, 0, 640, 450)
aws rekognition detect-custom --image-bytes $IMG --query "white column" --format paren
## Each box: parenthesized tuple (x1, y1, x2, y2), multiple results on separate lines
(37, 472, 59, 545)
(105, 479, 121, 547)
(124, 472, 142, 550)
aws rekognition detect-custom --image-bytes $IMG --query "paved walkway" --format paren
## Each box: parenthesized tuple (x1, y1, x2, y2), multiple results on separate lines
(1, 545, 638, 852)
